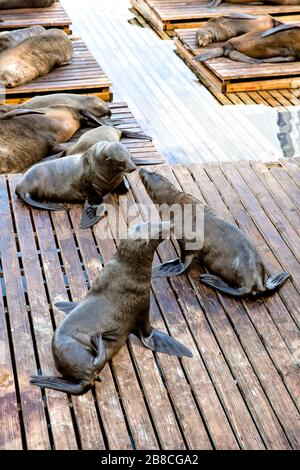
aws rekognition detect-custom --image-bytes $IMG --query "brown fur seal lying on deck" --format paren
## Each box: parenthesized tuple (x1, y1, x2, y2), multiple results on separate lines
(0, 28, 72, 87)
(15, 141, 137, 228)
(0, 26, 45, 53)
(196, 13, 280, 47)
(0, 106, 103, 173)
(195, 24, 300, 64)
(139, 169, 289, 298)
(0, 1, 55, 8)
(209, 0, 300, 7)
(30, 220, 192, 395)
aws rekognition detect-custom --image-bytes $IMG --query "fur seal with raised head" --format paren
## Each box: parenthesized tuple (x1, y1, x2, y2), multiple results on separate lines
(139, 169, 289, 298)
(196, 13, 280, 46)
(0, 28, 72, 87)
(0, 106, 103, 173)
(0, 0, 55, 9)
(0, 25, 45, 53)
(15, 141, 137, 228)
(195, 23, 300, 64)
(30, 220, 192, 395)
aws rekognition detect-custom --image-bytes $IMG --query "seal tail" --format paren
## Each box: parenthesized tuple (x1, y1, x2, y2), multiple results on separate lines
(194, 47, 223, 62)
(121, 130, 152, 141)
(200, 274, 249, 297)
(265, 272, 290, 291)
(30, 375, 92, 395)
(17, 190, 66, 212)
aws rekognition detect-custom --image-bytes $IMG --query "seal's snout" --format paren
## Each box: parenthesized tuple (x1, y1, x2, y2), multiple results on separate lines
(106, 108, 112, 118)
(126, 160, 136, 173)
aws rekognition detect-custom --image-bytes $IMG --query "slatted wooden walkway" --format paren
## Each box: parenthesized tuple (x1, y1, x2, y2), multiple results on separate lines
(4, 38, 112, 104)
(1, 159, 300, 450)
(131, 0, 300, 36)
(0, 1, 72, 34)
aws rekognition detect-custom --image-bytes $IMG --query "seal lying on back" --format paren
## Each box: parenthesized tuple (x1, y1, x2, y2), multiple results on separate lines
(209, 0, 300, 7)
(0, 28, 72, 87)
(0, 0, 55, 8)
(0, 26, 45, 53)
(195, 24, 300, 64)
(15, 141, 137, 228)
(139, 169, 289, 298)
(30, 221, 192, 395)
(0, 106, 103, 173)
(196, 13, 280, 46)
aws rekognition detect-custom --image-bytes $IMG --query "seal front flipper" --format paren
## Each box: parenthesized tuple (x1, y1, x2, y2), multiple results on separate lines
(16, 191, 66, 211)
(80, 201, 107, 229)
(194, 47, 224, 62)
(54, 301, 78, 314)
(30, 375, 91, 395)
(200, 273, 247, 297)
(135, 328, 193, 358)
(152, 255, 193, 278)
(90, 333, 106, 369)
(113, 178, 130, 195)
(265, 272, 290, 291)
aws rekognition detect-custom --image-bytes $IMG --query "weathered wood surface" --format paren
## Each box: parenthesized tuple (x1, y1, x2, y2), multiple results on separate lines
(0, 1, 71, 33)
(131, 0, 300, 35)
(1, 160, 299, 449)
(3, 39, 112, 104)
(174, 28, 300, 94)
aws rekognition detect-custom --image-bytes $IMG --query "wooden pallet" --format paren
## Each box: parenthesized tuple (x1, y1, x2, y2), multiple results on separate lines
(0, 1, 72, 34)
(67, 101, 166, 166)
(174, 28, 300, 95)
(3, 38, 112, 104)
(131, 0, 300, 36)
(1, 159, 300, 450)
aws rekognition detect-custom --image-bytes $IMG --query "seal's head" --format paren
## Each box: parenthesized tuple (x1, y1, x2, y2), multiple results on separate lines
(139, 168, 178, 204)
(92, 141, 136, 177)
(81, 96, 111, 118)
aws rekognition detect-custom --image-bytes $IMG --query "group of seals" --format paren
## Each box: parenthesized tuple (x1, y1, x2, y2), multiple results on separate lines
(195, 20, 300, 64)
(31, 220, 192, 395)
(15, 140, 137, 229)
(139, 169, 290, 297)
(0, 28, 73, 87)
(0, 0, 55, 8)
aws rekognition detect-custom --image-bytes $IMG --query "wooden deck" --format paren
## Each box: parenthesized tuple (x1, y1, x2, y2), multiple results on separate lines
(0, 1, 72, 34)
(4, 38, 112, 104)
(174, 28, 300, 96)
(1, 160, 300, 450)
(131, 0, 300, 36)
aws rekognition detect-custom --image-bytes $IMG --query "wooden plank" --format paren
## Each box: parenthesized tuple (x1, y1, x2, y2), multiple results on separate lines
(0, 176, 50, 450)
(0, 2, 72, 33)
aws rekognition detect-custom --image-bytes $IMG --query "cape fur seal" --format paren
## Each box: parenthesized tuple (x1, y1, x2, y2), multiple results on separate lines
(0, 28, 73, 88)
(139, 169, 289, 298)
(0, 106, 103, 173)
(195, 24, 300, 64)
(15, 141, 137, 228)
(30, 220, 192, 395)
(209, 0, 300, 7)
(196, 13, 280, 47)
(0, 26, 45, 53)
(0, 1, 55, 8)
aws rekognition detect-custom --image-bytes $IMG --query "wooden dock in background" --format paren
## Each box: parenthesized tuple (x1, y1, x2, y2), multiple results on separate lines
(1, 160, 299, 450)
(0, 1, 72, 34)
(131, 0, 300, 36)
(4, 38, 112, 104)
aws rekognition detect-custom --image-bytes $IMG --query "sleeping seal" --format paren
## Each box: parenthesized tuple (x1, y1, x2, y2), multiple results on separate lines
(0, 26, 45, 53)
(0, 1, 55, 8)
(139, 169, 289, 298)
(196, 13, 280, 47)
(0, 106, 103, 173)
(30, 220, 192, 395)
(0, 28, 73, 87)
(15, 141, 137, 228)
(194, 24, 300, 64)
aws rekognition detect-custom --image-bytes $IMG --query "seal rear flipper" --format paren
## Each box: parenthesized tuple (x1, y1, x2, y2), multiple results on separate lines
(54, 301, 78, 314)
(227, 51, 262, 64)
(200, 274, 247, 297)
(80, 201, 107, 229)
(0, 109, 46, 120)
(194, 47, 224, 62)
(152, 256, 192, 278)
(261, 23, 300, 38)
(265, 272, 290, 291)
(30, 375, 91, 395)
(121, 130, 152, 141)
(17, 191, 66, 211)
(136, 329, 193, 358)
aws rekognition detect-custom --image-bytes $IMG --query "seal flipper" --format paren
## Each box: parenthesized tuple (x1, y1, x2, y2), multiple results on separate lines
(113, 178, 130, 195)
(54, 301, 78, 314)
(265, 272, 289, 291)
(91, 333, 106, 369)
(135, 329, 193, 358)
(121, 130, 152, 141)
(30, 376, 91, 395)
(80, 201, 107, 229)
(17, 191, 66, 211)
(194, 47, 224, 62)
(0, 109, 46, 120)
(152, 255, 193, 278)
(200, 273, 248, 297)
